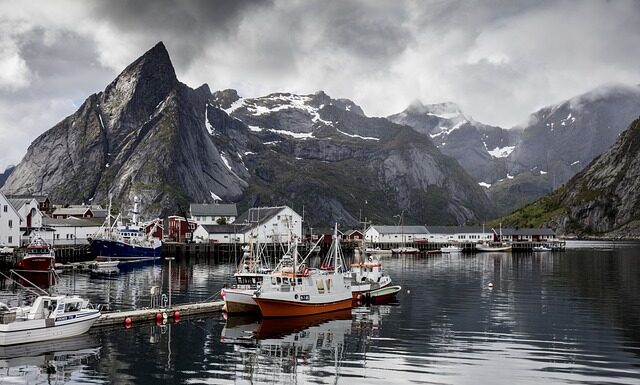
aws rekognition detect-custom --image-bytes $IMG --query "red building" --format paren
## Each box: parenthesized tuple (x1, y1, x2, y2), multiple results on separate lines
(168, 216, 197, 242)
(144, 219, 164, 239)
(345, 229, 364, 241)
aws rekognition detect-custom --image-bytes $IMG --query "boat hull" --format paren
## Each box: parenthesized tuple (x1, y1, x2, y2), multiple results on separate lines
(18, 257, 55, 272)
(476, 245, 512, 252)
(91, 238, 161, 261)
(368, 285, 402, 304)
(0, 311, 100, 346)
(254, 297, 352, 318)
(222, 289, 259, 314)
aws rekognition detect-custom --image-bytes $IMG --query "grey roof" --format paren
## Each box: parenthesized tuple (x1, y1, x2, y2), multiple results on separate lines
(68, 204, 104, 210)
(190, 203, 237, 217)
(501, 228, 556, 236)
(369, 225, 429, 234)
(91, 209, 108, 218)
(52, 207, 93, 216)
(43, 217, 103, 227)
(7, 198, 33, 210)
(426, 226, 487, 234)
(199, 224, 246, 234)
(235, 206, 287, 226)
(425, 226, 555, 236)
(6, 195, 49, 203)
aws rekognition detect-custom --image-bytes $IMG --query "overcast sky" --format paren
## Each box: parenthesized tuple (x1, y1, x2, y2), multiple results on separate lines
(1, 0, 639, 170)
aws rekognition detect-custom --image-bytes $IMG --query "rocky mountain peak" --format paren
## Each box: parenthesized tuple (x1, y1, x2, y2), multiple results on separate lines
(212, 89, 241, 109)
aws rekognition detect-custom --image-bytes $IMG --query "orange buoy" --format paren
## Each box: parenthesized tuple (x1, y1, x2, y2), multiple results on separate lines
(173, 311, 180, 319)
(124, 317, 132, 327)
(155, 313, 163, 321)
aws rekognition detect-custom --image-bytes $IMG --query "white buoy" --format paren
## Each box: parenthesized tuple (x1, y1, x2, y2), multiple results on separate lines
(488, 282, 493, 288)
(407, 289, 411, 294)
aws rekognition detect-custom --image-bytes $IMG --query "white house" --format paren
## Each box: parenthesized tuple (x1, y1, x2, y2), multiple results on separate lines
(32, 217, 103, 246)
(235, 206, 302, 244)
(424, 226, 494, 243)
(7, 197, 43, 229)
(365, 225, 429, 243)
(193, 224, 241, 244)
(190, 203, 237, 225)
(0, 192, 23, 247)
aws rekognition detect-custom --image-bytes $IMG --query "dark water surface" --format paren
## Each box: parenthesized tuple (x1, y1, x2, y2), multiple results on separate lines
(1, 242, 639, 384)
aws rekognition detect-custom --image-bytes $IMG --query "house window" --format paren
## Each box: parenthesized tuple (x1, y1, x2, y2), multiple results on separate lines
(8, 219, 12, 228)
(7, 236, 11, 244)
(56, 234, 60, 239)
(3, 205, 6, 212)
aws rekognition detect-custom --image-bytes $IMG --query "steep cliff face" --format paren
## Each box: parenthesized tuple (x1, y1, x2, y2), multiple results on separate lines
(2, 42, 495, 225)
(388, 101, 519, 184)
(2, 43, 246, 215)
(214, 90, 496, 225)
(501, 117, 640, 236)
(508, 85, 640, 187)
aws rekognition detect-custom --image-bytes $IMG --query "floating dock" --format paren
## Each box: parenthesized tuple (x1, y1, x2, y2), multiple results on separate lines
(93, 300, 225, 327)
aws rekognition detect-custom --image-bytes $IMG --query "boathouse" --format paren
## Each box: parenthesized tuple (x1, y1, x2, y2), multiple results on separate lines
(423, 226, 494, 243)
(500, 228, 556, 242)
(189, 203, 237, 225)
(167, 215, 197, 242)
(365, 225, 429, 243)
(52, 206, 94, 219)
(33, 217, 103, 246)
(193, 224, 242, 244)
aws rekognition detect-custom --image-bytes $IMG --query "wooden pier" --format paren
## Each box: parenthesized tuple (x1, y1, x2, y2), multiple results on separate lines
(93, 300, 225, 327)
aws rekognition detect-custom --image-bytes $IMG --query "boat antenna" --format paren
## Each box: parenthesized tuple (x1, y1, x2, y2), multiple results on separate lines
(333, 223, 339, 273)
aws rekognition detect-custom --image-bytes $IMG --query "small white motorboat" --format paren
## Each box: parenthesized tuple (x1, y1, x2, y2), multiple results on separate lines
(91, 260, 120, 269)
(476, 242, 512, 252)
(533, 245, 552, 252)
(0, 295, 100, 346)
(391, 246, 420, 254)
(440, 245, 463, 253)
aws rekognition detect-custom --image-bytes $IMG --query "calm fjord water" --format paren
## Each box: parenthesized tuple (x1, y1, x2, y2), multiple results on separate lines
(1, 242, 639, 384)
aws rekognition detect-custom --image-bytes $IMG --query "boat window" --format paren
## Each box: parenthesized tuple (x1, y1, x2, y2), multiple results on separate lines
(297, 278, 303, 285)
(326, 278, 333, 293)
(271, 277, 277, 285)
(276, 277, 282, 285)
(316, 279, 325, 294)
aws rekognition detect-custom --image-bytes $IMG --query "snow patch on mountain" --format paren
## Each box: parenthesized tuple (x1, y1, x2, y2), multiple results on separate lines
(205, 104, 215, 135)
(478, 182, 491, 188)
(269, 129, 314, 139)
(336, 128, 379, 141)
(487, 145, 515, 158)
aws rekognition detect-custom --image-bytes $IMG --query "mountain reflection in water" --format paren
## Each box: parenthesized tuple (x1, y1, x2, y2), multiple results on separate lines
(0, 244, 639, 384)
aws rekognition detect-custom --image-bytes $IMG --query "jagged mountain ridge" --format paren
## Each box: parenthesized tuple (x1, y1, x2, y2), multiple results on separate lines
(390, 85, 640, 217)
(2, 42, 247, 215)
(388, 101, 520, 184)
(500, 117, 640, 236)
(2, 42, 495, 226)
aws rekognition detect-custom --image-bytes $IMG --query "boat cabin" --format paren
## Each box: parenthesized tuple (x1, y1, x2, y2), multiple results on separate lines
(24, 295, 89, 320)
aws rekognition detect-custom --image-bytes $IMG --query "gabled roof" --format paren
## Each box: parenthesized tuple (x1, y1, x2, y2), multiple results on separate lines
(369, 225, 429, 234)
(43, 217, 103, 227)
(198, 224, 246, 234)
(52, 207, 93, 216)
(6, 195, 49, 204)
(345, 229, 364, 236)
(7, 198, 34, 211)
(235, 206, 290, 226)
(190, 203, 237, 217)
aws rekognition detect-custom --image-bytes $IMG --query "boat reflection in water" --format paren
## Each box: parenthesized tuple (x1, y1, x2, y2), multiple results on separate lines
(221, 309, 353, 383)
(0, 332, 101, 383)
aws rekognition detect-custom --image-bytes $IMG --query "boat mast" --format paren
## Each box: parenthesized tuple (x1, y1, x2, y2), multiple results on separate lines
(333, 222, 338, 274)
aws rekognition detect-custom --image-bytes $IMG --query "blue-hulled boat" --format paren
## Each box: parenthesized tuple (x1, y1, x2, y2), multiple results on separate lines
(90, 196, 162, 263)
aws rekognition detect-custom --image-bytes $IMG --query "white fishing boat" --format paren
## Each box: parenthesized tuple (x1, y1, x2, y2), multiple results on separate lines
(253, 224, 352, 317)
(349, 254, 392, 300)
(476, 242, 512, 252)
(440, 245, 463, 253)
(364, 247, 392, 255)
(221, 240, 272, 314)
(533, 245, 552, 251)
(0, 295, 100, 346)
(476, 223, 512, 252)
(391, 246, 420, 254)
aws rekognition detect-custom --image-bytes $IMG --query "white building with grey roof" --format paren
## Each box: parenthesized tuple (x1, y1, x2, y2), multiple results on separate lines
(365, 225, 430, 243)
(189, 203, 237, 225)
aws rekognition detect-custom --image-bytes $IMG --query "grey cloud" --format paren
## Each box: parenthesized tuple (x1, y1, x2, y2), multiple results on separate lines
(0, 0, 639, 170)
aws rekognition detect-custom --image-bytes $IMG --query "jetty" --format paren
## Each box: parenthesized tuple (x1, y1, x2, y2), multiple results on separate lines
(93, 300, 225, 327)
